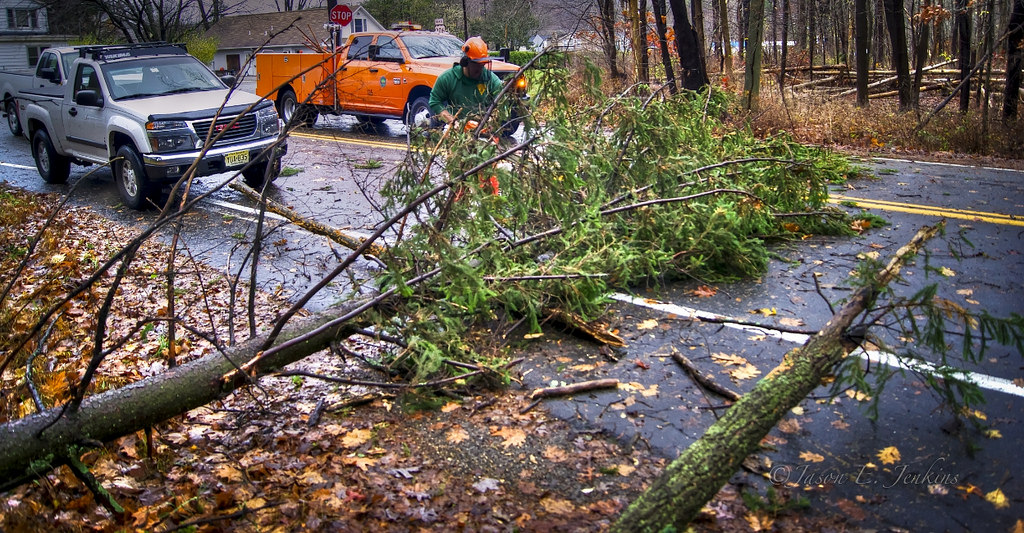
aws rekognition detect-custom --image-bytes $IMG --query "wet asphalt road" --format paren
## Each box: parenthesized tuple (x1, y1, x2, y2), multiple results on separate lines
(1, 114, 1022, 530)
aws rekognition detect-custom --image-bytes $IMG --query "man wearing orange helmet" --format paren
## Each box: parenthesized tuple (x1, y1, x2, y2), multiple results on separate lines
(428, 36, 504, 126)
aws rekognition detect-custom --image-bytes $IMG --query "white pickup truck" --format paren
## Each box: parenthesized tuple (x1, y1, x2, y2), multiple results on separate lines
(4, 43, 286, 209)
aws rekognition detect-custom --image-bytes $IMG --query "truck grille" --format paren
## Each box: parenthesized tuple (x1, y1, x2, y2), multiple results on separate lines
(192, 114, 257, 145)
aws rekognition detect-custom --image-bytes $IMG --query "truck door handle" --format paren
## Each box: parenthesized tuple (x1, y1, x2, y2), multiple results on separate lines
(369, 68, 378, 73)
(68, 108, 78, 117)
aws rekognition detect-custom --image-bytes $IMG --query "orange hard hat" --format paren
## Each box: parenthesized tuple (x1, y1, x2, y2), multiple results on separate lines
(463, 37, 489, 62)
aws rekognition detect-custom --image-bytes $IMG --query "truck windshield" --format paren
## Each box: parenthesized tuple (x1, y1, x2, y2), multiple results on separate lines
(401, 35, 464, 59)
(102, 56, 225, 100)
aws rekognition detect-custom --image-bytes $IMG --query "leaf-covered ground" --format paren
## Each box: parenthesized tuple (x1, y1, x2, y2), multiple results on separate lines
(0, 189, 859, 530)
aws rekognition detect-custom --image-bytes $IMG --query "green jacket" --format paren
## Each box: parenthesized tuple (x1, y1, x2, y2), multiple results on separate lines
(428, 64, 503, 118)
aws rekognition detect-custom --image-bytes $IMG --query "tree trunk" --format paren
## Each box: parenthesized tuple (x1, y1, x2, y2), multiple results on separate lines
(611, 223, 943, 532)
(882, 0, 913, 110)
(780, 0, 791, 86)
(669, 0, 711, 89)
(956, 0, 972, 112)
(652, 0, 679, 92)
(639, 0, 651, 82)
(599, 0, 622, 79)
(719, 0, 734, 74)
(912, 0, 933, 109)
(691, 0, 707, 63)
(1004, 0, 1024, 120)
(742, 0, 766, 109)
(855, 0, 870, 105)
(0, 300, 369, 492)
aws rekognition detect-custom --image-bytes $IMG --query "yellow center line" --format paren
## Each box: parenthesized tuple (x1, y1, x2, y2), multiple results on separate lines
(830, 194, 1024, 227)
(290, 130, 408, 150)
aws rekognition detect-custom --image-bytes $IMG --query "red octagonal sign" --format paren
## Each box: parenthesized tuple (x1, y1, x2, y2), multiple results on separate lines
(330, 4, 352, 26)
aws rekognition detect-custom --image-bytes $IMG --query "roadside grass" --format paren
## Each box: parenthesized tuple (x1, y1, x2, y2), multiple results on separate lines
(543, 56, 1022, 162)
(745, 89, 1023, 160)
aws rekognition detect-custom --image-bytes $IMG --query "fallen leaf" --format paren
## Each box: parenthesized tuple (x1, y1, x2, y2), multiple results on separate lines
(985, 488, 1010, 509)
(341, 428, 372, 448)
(491, 427, 527, 448)
(957, 483, 983, 498)
(1014, 377, 1024, 388)
(633, 359, 650, 370)
(472, 477, 501, 493)
(877, 446, 901, 465)
(782, 222, 801, 232)
(540, 497, 575, 515)
(341, 455, 376, 471)
(728, 364, 761, 381)
(441, 402, 461, 413)
(446, 427, 470, 444)
(543, 446, 569, 463)
(613, 463, 636, 476)
(1011, 519, 1024, 533)
(983, 428, 1002, 439)
(831, 419, 850, 430)
(636, 319, 658, 330)
(799, 451, 825, 463)
(712, 352, 748, 366)
(750, 307, 777, 317)
(215, 464, 244, 482)
(845, 389, 872, 402)
(779, 317, 805, 327)
(744, 511, 775, 531)
(939, 266, 956, 277)
(956, 288, 973, 296)
(791, 406, 804, 415)
(778, 418, 801, 434)
(691, 285, 717, 298)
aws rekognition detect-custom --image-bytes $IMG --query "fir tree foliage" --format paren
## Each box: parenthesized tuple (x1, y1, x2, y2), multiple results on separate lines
(373, 60, 861, 382)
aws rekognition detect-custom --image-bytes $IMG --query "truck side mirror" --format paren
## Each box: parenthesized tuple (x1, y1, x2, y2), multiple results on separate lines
(40, 67, 60, 84)
(219, 74, 236, 87)
(75, 89, 103, 107)
(500, 48, 511, 63)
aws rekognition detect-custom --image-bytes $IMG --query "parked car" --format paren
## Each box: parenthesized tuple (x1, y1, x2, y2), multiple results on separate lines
(7, 42, 287, 209)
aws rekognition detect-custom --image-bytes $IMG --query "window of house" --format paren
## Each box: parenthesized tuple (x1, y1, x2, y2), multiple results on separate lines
(353, 18, 365, 33)
(27, 45, 48, 67)
(6, 8, 39, 30)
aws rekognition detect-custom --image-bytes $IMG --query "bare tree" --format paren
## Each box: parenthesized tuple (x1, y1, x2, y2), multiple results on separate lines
(81, 0, 246, 42)
(1005, 0, 1024, 120)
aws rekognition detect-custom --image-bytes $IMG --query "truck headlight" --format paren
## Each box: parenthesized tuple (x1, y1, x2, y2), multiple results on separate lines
(146, 120, 196, 153)
(256, 106, 280, 136)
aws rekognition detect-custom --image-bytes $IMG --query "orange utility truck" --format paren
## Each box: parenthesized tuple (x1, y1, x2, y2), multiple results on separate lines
(255, 31, 526, 128)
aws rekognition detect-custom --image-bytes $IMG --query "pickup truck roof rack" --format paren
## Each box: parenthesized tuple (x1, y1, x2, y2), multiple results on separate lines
(78, 42, 188, 61)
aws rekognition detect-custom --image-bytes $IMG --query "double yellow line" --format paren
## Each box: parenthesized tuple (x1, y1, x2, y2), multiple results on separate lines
(830, 194, 1024, 227)
(290, 130, 407, 151)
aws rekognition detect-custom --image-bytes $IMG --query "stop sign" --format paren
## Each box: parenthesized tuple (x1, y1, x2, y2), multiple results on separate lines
(330, 4, 352, 26)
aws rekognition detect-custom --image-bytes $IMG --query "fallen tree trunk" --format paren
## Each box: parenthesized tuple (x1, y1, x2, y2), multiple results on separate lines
(611, 222, 943, 532)
(0, 299, 370, 493)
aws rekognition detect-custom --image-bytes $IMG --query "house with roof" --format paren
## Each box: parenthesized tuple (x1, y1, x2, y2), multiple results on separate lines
(0, 0, 71, 70)
(203, 6, 383, 78)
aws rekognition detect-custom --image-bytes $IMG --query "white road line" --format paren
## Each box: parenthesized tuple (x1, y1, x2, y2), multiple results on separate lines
(1, 161, 36, 170)
(609, 292, 1024, 398)
(868, 156, 1023, 174)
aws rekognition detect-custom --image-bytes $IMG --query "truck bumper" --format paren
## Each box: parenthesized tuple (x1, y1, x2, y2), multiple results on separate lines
(141, 137, 287, 181)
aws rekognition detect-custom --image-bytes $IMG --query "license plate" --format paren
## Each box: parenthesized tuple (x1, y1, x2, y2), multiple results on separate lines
(224, 150, 249, 167)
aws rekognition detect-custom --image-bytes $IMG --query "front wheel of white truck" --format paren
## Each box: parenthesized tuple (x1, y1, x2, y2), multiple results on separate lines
(114, 145, 153, 210)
